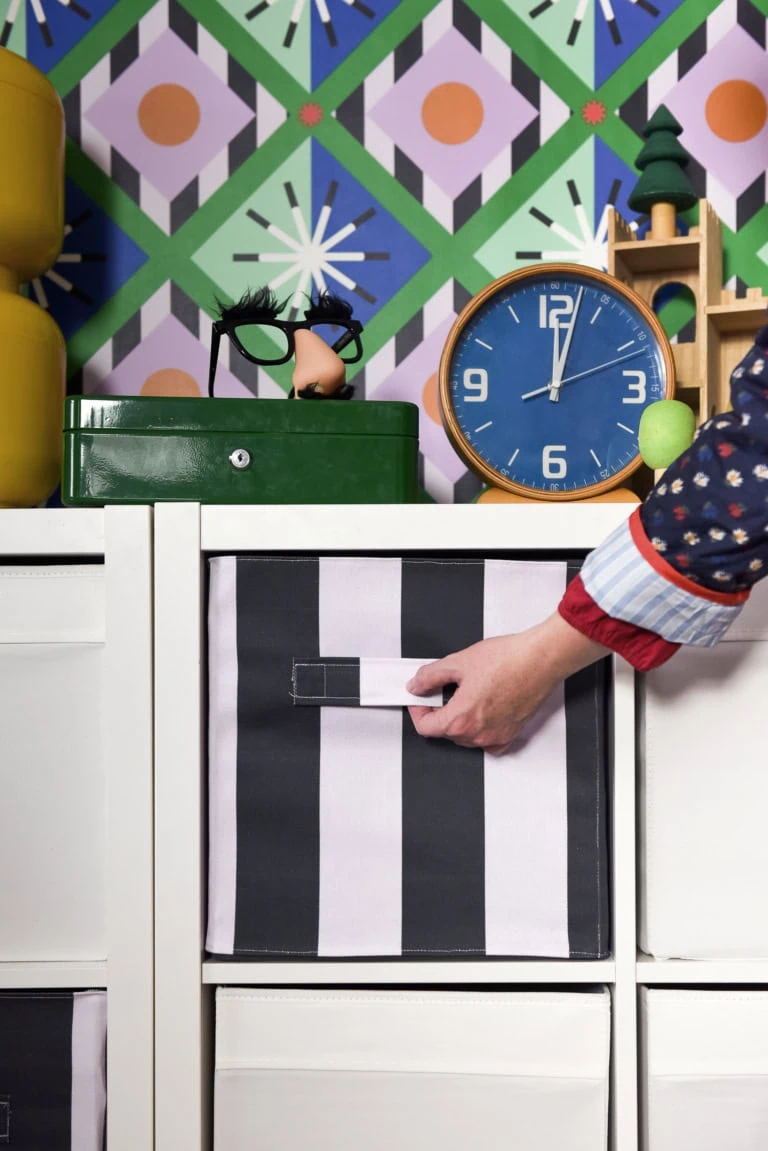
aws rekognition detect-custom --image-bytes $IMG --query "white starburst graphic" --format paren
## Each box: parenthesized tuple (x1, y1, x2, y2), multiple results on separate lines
(1, 0, 91, 48)
(30, 210, 105, 309)
(245, 0, 374, 48)
(233, 179, 389, 317)
(515, 177, 644, 270)
(529, 0, 659, 46)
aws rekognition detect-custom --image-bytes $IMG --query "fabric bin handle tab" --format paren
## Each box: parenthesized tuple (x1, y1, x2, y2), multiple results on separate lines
(291, 656, 449, 707)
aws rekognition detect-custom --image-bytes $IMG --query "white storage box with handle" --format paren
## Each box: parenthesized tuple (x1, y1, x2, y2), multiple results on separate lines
(639, 576, 768, 958)
(214, 987, 611, 1151)
(641, 988, 768, 1150)
(0, 565, 106, 961)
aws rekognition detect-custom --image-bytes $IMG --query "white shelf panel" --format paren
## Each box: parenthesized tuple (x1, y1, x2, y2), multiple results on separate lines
(203, 960, 616, 985)
(200, 503, 633, 554)
(0, 508, 104, 556)
(637, 956, 768, 984)
(0, 961, 107, 988)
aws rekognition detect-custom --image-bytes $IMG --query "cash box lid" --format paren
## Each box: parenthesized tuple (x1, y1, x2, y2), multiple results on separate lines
(65, 395, 419, 437)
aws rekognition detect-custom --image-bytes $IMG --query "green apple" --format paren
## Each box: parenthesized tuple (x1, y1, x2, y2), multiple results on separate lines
(638, 399, 696, 470)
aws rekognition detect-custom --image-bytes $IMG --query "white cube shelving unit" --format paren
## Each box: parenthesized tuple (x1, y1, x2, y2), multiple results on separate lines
(153, 501, 637, 1151)
(10, 501, 768, 1149)
(0, 507, 154, 1151)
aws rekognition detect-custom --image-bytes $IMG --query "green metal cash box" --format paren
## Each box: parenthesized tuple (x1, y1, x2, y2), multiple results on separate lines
(62, 395, 420, 505)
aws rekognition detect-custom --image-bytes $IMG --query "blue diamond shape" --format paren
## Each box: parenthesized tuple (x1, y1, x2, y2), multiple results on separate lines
(37, 178, 146, 341)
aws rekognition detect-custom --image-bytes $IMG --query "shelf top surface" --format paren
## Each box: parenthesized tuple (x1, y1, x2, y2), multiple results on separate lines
(197, 502, 634, 553)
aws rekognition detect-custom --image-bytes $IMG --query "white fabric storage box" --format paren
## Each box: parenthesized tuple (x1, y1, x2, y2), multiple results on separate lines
(0, 565, 106, 961)
(214, 987, 611, 1151)
(0, 990, 106, 1150)
(641, 988, 768, 1151)
(207, 554, 610, 959)
(639, 577, 768, 958)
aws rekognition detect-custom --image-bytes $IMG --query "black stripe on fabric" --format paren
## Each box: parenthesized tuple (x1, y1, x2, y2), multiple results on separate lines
(292, 657, 361, 705)
(564, 561, 610, 958)
(234, 558, 320, 954)
(401, 559, 486, 955)
(0, 993, 73, 1148)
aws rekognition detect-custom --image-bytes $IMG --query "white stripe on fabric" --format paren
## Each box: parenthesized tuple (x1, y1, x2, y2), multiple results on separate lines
(206, 556, 239, 955)
(483, 560, 571, 958)
(359, 657, 442, 707)
(71, 991, 107, 1151)
(581, 517, 744, 646)
(317, 558, 403, 956)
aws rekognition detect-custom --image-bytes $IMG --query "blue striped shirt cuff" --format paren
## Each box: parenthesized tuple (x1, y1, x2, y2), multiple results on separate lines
(581, 517, 745, 647)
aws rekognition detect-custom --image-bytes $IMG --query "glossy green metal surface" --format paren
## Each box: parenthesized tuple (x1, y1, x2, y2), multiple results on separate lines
(62, 396, 420, 505)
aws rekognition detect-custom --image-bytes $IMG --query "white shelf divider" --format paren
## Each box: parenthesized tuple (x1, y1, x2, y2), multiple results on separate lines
(203, 959, 617, 985)
(0, 962, 107, 989)
(636, 956, 768, 984)
(103, 506, 155, 1151)
(611, 656, 639, 1151)
(0, 507, 104, 556)
(154, 502, 208, 1151)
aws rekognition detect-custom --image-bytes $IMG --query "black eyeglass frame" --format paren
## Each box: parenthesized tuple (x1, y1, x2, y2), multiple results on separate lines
(208, 316, 364, 397)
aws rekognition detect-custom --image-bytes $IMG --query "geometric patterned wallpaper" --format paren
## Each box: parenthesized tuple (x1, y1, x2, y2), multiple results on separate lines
(4, 0, 768, 501)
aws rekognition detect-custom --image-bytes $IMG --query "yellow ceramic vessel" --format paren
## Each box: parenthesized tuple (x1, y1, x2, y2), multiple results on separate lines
(0, 49, 65, 507)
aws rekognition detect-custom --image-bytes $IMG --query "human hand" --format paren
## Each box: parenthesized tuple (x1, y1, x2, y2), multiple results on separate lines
(406, 613, 610, 755)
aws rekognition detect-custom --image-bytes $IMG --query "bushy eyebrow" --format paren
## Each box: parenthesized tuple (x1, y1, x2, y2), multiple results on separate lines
(215, 287, 286, 324)
(302, 290, 355, 323)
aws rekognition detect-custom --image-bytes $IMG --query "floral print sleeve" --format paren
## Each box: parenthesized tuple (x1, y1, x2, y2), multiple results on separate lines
(559, 318, 768, 660)
(639, 320, 768, 594)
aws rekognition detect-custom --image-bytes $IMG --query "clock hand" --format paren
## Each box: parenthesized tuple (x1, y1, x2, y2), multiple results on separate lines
(549, 286, 584, 403)
(550, 319, 561, 396)
(520, 348, 645, 401)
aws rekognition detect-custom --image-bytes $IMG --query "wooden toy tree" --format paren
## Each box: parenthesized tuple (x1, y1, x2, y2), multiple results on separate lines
(627, 105, 697, 240)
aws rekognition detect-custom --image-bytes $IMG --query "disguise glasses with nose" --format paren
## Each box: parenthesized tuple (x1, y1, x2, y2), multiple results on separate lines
(208, 289, 364, 397)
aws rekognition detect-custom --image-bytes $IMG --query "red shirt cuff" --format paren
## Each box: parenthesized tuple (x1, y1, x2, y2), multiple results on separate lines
(559, 574, 680, 672)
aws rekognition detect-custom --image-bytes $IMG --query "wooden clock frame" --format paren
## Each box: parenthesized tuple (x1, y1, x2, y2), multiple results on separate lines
(438, 263, 676, 502)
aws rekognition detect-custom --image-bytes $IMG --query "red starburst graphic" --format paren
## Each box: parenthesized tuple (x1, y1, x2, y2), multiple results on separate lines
(298, 102, 323, 128)
(581, 99, 607, 127)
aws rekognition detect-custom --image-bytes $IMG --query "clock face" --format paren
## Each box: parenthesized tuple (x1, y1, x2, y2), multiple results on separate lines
(440, 265, 675, 499)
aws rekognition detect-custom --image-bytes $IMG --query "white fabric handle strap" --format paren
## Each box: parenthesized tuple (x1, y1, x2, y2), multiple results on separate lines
(291, 656, 446, 707)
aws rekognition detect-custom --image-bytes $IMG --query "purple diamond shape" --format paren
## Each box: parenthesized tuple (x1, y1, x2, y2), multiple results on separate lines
(369, 28, 536, 200)
(372, 316, 467, 482)
(665, 26, 768, 199)
(85, 29, 254, 201)
(96, 315, 253, 399)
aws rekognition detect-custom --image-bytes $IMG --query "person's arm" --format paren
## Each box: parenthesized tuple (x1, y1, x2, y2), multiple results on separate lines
(409, 319, 768, 750)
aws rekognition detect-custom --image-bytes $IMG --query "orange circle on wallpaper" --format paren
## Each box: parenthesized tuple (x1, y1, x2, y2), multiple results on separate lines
(138, 83, 201, 146)
(421, 82, 484, 145)
(422, 371, 442, 425)
(141, 368, 201, 397)
(705, 80, 767, 142)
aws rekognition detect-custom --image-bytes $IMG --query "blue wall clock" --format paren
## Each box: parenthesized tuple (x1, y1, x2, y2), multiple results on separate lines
(439, 265, 675, 501)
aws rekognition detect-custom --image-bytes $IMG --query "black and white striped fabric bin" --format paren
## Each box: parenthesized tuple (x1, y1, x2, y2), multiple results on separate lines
(0, 990, 106, 1150)
(0, 566, 106, 961)
(214, 987, 611, 1151)
(639, 578, 768, 958)
(207, 554, 610, 959)
(641, 989, 768, 1150)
